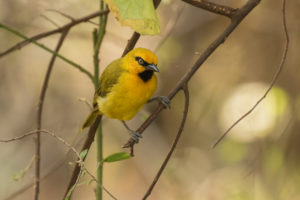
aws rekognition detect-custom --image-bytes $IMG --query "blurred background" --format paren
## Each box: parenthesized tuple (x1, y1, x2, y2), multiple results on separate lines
(0, 0, 299, 199)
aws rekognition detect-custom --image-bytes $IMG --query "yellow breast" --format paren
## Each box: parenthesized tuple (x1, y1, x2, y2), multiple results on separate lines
(97, 71, 157, 121)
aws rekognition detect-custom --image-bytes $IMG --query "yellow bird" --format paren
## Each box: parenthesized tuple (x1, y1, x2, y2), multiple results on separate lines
(81, 48, 170, 142)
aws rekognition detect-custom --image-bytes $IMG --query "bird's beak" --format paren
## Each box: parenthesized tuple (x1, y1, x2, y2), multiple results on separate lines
(146, 64, 159, 72)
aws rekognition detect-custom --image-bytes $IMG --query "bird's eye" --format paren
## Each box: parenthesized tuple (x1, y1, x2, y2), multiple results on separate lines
(135, 57, 145, 66)
(138, 58, 144, 65)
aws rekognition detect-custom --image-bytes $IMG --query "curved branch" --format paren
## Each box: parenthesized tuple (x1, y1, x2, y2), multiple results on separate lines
(34, 28, 70, 200)
(62, 116, 102, 199)
(182, 0, 237, 18)
(212, 0, 289, 148)
(123, 0, 262, 152)
(142, 84, 189, 200)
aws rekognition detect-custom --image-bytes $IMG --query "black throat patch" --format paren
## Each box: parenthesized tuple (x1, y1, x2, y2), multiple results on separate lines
(138, 70, 154, 82)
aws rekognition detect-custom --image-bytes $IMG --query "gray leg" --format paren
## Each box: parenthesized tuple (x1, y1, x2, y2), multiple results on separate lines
(148, 96, 171, 109)
(122, 121, 142, 143)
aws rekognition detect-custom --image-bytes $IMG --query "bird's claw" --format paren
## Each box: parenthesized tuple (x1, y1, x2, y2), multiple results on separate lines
(129, 130, 142, 143)
(157, 96, 171, 109)
(148, 96, 171, 109)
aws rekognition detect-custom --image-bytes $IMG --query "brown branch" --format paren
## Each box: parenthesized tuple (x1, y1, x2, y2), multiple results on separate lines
(123, 0, 262, 153)
(64, 0, 162, 197)
(42, 129, 118, 200)
(46, 9, 99, 26)
(182, 0, 237, 18)
(34, 28, 70, 200)
(212, 0, 289, 148)
(62, 116, 102, 199)
(122, 32, 141, 57)
(143, 84, 189, 200)
(0, 10, 109, 58)
(1, 128, 118, 199)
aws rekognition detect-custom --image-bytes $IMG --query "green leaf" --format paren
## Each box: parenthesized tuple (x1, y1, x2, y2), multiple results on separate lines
(80, 149, 88, 160)
(103, 152, 131, 163)
(104, 0, 160, 35)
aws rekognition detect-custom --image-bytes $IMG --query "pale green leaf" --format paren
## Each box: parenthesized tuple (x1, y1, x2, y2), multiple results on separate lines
(104, 0, 160, 35)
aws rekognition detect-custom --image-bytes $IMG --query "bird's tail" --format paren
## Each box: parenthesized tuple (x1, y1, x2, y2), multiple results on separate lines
(81, 109, 100, 131)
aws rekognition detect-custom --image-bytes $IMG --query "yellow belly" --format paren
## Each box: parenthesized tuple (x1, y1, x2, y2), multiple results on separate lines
(97, 72, 157, 121)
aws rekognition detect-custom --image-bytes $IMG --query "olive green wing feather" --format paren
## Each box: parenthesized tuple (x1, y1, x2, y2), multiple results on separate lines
(82, 59, 125, 130)
(94, 58, 125, 104)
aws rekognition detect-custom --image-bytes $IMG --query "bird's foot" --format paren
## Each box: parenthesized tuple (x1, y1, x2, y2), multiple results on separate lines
(122, 121, 142, 143)
(129, 130, 142, 143)
(148, 96, 171, 109)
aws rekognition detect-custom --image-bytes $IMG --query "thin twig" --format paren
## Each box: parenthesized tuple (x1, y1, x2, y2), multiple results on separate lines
(40, 14, 60, 28)
(143, 84, 189, 200)
(0, 131, 36, 142)
(46, 9, 99, 26)
(77, 97, 94, 111)
(182, 0, 237, 18)
(0, 129, 118, 200)
(123, 0, 262, 154)
(42, 129, 117, 200)
(34, 28, 70, 200)
(212, 0, 289, 148)
(46, 9, 75, 22)
(0, 10, 109, 58)
(155, 5, 185, 51)
(12, 156, 35, 181)
(0, 23, 93, 81)
(63, 116, 102, 199)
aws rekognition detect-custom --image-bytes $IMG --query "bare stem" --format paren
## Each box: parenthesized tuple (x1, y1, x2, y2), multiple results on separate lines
(182, 0, 237, 18)
(34, 29, 70, 200)
(212, 0, 289, 148)
(142, 85, 189, 200)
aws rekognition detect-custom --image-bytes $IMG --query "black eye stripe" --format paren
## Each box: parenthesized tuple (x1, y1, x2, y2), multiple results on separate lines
(135, 56, 149, 67)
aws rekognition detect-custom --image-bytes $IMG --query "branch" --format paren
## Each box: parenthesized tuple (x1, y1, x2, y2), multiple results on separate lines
(0, 23, 93, 81)
(182, 0, 237, 18)
(63, 116, 102, 199)
(123, 0, 262, 154)
(64, 0, 162, 196)
(34, 28, 70, 200)
(0, 10, 109, 58)
(0, 131, 36, 142)
(0, 129, 118, 199)
(143, 84, 189, 200)
(212, 0, 289, 148)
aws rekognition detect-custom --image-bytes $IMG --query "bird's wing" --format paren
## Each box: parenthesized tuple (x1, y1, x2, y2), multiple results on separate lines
(94, 58, 125, 104)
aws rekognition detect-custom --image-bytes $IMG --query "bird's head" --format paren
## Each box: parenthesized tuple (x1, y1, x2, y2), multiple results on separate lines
(123, 48, 159, 74)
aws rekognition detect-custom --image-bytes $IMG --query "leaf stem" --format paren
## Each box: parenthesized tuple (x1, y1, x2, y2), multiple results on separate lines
(93, 1, 108, 200)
